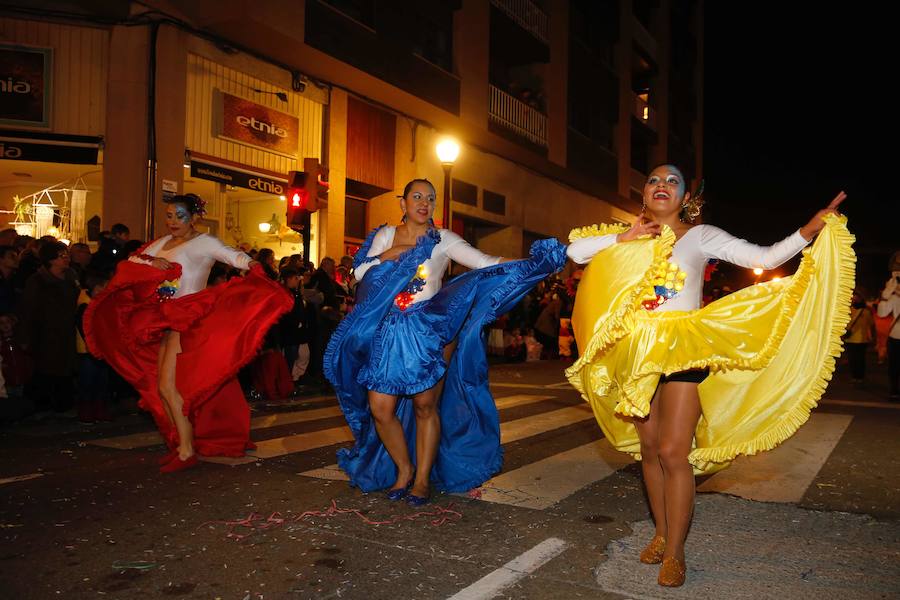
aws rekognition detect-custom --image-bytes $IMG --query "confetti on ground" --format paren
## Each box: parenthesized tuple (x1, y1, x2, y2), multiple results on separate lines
(199, 499, 464, 541)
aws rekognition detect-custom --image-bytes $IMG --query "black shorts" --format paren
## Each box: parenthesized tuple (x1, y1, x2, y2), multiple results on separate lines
(660, 368, 710, 384)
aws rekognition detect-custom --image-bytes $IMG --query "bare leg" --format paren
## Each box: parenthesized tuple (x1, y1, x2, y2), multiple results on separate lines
(633, 383, 667, 539)
(656, 382, 702, 562)
(368, 391, 414, 490)
(157, 331, 194, 460)
(408, 340, 457, 498)
(156, 335, 176, 428)
(410, 387, 439, 498)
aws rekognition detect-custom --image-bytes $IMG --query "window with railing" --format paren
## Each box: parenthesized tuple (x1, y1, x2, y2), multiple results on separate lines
(489, 85, 548, 147)
(491, 0, 549, 44)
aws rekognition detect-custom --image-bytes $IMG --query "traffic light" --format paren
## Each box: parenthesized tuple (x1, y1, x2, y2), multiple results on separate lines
(285, 158, 328, 232)
(286, 170, 310, 231)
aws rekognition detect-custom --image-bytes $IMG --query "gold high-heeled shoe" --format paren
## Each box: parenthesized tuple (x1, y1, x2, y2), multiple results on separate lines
(639, 535, 666, 564)
(657, 556, 686, 587)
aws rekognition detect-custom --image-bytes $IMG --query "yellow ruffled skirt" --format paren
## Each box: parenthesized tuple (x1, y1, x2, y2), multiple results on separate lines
(565, 215, 855, 474)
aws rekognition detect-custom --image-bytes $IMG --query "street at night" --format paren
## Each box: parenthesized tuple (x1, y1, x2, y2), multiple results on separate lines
(1, 0, 897, 598)
(2, 360, 898, 599)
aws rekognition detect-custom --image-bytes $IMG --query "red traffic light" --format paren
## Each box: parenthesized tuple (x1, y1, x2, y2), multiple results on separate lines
(286, 160, 327, 232)
(290, 189, 307, 208)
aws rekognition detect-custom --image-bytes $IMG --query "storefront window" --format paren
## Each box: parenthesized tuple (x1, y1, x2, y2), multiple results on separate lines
(182, 165, 303, 260)
(1, 158, 103, 246)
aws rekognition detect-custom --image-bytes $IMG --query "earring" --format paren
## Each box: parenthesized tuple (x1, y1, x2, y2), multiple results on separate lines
(401, 213, 408, 223)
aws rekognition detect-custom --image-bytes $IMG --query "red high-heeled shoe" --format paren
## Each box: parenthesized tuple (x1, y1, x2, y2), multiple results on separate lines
(158, 449, 178, 465)
(159, 454, 198, 474)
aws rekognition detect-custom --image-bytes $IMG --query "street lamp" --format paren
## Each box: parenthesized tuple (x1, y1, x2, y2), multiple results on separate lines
(436, 138, 460, 229)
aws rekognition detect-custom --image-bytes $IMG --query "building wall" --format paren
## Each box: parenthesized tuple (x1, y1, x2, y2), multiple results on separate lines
(103, 24, 149, 237)
(361, 113, 634, 260)
(0, 18, 108, 136)
(0, 18, 109, 230)
(3, 1, 703, 257)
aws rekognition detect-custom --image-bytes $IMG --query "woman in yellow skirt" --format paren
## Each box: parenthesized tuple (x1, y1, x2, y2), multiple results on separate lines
(566, 164, 853, 587)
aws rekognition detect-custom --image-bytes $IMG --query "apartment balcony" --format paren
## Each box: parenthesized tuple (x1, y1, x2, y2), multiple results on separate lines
(489, 84, 548, 148)
(491, 0, 549, 44)
(633, 92, 657, 131)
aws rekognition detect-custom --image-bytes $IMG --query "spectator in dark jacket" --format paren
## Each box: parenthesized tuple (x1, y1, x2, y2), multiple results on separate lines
(279, 268, 317, 384)
(22, 241, 79, 412)
(0, 312, 34, 421)
(0, 245, 20, 314)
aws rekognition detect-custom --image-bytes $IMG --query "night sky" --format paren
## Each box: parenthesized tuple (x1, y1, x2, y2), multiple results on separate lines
(702, 4, 891, 293)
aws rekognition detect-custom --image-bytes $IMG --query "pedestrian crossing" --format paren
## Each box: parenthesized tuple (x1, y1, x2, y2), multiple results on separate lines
(86, 387, 861, 511)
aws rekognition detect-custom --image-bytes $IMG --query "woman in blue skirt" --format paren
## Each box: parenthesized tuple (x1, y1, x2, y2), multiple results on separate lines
(325, 179, 566, 505)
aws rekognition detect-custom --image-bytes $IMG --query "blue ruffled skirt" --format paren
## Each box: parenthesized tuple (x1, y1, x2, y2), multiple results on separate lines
(324, 234, 566, 493)
(356, 300, 449, 396)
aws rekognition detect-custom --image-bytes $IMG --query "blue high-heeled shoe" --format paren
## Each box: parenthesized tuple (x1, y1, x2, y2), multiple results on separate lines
(386, 480, 413, 501)
(405, 493, 429, 507)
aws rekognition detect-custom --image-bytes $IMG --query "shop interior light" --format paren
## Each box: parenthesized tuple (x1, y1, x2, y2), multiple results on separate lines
(258, 222, 271, 233)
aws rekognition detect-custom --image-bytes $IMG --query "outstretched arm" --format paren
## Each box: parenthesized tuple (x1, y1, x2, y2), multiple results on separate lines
(443, 232, 503, 269)
(205, 235, 254, 271)
(702, 192, 847, 269)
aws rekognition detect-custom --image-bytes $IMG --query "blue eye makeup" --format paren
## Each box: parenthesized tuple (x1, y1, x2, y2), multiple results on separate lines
(175, 207, 190, 223)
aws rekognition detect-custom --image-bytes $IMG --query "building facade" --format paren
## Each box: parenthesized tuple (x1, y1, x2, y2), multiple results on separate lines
(0, 0, 703, 263)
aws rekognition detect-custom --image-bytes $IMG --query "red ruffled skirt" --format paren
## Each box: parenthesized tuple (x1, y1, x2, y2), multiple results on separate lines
(85, 262, 293, 456)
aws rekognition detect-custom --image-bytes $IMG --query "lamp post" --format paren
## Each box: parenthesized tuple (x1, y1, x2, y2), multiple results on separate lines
(435, 138, 460, 229)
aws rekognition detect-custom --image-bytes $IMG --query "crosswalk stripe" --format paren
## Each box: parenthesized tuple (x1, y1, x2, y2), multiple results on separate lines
(299, 402, 593, 481)
(88, 404, 347, 450)
(249, 424, 353, 459)
(697, 412, 853, 502)
(476, 439, 633, 509)
(491, 382, 563, 390)
(251, 394, 563, 460)
(545, 381, 574, 389)
(88, 394, 561, 451)
(446, 537, 569, 600)
(499, 405, 592, 443)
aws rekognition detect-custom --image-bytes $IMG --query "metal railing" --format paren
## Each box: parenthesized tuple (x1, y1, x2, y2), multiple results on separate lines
(489, 85, 549, 147)
(491, 0, 549, 44)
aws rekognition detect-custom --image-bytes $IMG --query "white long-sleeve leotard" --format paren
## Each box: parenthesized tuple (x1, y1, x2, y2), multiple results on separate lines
(129, 233, 252, 298)
(354, 227, 501, 306)
(566, 225, 810, 312)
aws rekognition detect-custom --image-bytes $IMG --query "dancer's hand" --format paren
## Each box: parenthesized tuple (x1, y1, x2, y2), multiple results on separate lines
(884, 275, 899, 299)
(150, 257, 172, 270)
(800, 191, 846, 241)
(617, 217, 661, 242)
